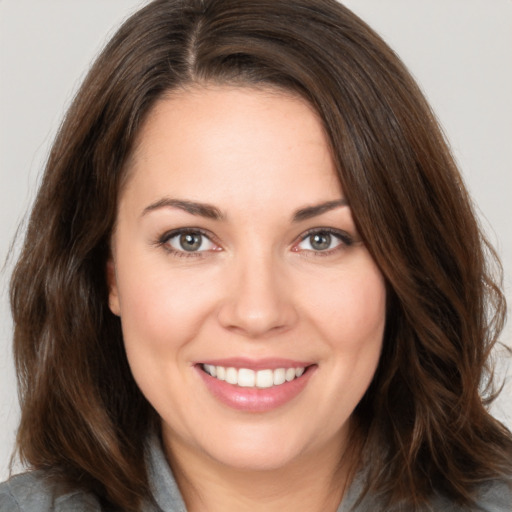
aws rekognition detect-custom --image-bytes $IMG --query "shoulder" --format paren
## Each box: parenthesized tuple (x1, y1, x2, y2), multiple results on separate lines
(342, 473, 512, 512)
(430, 478, 512, 512)
(0, 471, 103, 512)
(472, 478, 512, 512)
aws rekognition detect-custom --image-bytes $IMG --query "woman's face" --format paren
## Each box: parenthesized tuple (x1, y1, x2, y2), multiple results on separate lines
(108, 86, 386, 472)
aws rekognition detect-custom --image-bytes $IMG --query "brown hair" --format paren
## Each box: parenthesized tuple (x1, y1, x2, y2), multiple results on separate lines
(10, 0, 512, 510)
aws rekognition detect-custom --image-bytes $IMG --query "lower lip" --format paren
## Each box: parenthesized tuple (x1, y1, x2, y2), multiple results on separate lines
(196, 366, 315, 413)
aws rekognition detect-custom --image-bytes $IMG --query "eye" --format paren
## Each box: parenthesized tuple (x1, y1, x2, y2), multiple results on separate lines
(162, 230, 218, 253)
(295, 229, 353, 253)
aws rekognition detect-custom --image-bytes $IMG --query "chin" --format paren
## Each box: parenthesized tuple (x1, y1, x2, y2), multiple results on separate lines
(195, 423, 328, 472)
(210, 445, 304, 472)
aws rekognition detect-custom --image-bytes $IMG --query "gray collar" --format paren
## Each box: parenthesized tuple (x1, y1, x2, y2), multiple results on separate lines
(142, 432, 369, 512)
(144, 432, 187, 512)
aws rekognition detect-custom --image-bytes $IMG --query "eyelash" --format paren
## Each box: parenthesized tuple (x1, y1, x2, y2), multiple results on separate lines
(156, 228, 218, 258)
(155, 227, 354, 258)
(294, 228, 354, 257)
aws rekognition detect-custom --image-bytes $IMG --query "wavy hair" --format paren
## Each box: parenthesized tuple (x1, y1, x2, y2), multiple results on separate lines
(10, 0, 512, 510)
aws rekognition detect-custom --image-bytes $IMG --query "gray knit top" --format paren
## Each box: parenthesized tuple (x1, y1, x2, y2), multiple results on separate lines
(1, 434, 510, 511)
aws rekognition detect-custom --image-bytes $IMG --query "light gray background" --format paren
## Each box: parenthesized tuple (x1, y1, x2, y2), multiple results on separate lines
(1, 0, 511, 481)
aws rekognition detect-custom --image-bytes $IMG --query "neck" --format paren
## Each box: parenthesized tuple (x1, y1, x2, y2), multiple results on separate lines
(163, 430, 358, 512)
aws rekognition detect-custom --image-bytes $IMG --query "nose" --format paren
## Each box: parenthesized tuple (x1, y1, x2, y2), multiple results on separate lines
(217, 252, 298, 338)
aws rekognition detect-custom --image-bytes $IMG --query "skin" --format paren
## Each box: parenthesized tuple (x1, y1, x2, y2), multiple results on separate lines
(108, 85, 386, 512)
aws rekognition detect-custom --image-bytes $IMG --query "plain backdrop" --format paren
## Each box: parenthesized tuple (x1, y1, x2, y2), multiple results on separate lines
(1, 0, 511, 481)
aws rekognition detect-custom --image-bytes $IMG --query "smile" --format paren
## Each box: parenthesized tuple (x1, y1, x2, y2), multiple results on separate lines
(197, 361, 316, 412)
(202, 364, 306, 389)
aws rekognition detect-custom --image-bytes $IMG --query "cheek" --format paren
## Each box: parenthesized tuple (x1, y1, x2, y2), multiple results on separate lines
(305, 262, 387, 349)
(114, 262, 220, 355)
(115, 266, 220, 410)
(308, 264, 385, 417)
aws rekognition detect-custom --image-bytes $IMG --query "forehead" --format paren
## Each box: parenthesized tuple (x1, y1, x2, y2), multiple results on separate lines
(121, 85, 342, 214)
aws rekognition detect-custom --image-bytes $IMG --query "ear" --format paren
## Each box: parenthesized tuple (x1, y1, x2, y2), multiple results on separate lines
(106, 258, 121, 316)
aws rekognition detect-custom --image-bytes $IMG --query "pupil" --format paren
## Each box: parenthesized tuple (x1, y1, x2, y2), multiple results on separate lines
(180, 233, 201, 251)
(311, 233, 331, 251)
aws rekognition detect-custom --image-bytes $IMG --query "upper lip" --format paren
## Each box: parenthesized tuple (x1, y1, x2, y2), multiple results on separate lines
(196, 358, 313, 370)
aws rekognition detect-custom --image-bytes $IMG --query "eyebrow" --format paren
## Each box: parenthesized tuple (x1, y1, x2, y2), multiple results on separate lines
(141, 197, 348, 222)
(292, 199, 348, 222)
(141, 198, 224, 220)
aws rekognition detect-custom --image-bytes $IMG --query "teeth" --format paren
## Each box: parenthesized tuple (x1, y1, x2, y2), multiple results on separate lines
(285, 368, 296, 382)
(256, 369, 273, 388)
(238, 368, 255, 387)
(216, 366, 226, 381)
(273, 368, 286, 385)
(225, 367, 237, 385)
(203, 364, 217, 377)
(202, 365, 307, 388)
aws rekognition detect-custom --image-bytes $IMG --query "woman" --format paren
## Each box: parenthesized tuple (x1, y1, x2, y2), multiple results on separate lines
(1, 0, 511, 510)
